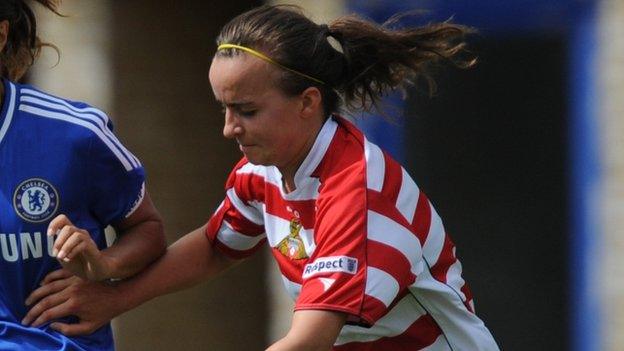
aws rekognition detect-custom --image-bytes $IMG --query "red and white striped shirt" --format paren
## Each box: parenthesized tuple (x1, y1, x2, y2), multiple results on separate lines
(206, 116, 498, 350)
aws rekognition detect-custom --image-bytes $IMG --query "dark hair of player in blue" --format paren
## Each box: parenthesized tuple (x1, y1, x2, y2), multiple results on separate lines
(0, 0, 62, 81)
(216, 5, 476, 116)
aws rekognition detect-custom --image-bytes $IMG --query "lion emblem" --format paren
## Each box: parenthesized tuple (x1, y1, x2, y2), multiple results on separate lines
(277, 218, 308, 260)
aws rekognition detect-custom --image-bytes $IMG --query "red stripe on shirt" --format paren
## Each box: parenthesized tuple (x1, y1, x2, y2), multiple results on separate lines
(225, 157, 250, 188)
(367, 190, 416, 230)
(231, 172, 267, 203)
(429, 235, 457, 284)
(271, 248, 306, 284)
(206, 201, 228, 244)
(221, 196, 264, 235)
(297, 270, 369, 322)
(367, 240, 416, 291)
(461, 284, 475, 312)
(360, 294, 389, 324)
(333, 313, 444, 351)
(213, 237, 266, 259)
(411, 192, 432, 246)
(380, 153, 403, 203)
(263, 184, 317, 229)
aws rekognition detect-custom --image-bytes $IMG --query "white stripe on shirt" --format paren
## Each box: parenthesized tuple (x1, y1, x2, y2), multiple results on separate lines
(0, 82, 16, 146)
(396, 167, 420, 223)
(264, 212, 316, 256)
(365, 267, 400, 307)
(226, 188, 264, 225)
(216, 220, 266, 251)
(423, 205, 445, 265)
(236, 163, 283, 190)
(364, 138, 385, 192)
(445, 247, 467, 301)
(367, 210, 423, 276)
(334, 293, 427, 345)
(281, 274, 302, 300)
(421, 335, 452, 351)
(410, 269, 498, 350)
(18, 104, 135, 171)
(21, 88, 109, 123)
(19, 95, 140, 169)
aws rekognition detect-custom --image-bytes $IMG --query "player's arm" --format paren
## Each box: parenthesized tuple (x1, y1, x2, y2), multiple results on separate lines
(112, 225, 236, 300)
(101, 190, 165, 279)
(266, 310, 346, 351)
(23, 225, 235, 332)
(48, 191, 166, 281)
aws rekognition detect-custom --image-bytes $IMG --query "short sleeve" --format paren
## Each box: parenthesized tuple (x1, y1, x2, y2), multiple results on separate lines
(294, 162, 373, 324)
(87, 119, 146, 226)
(295, 161, 423, 326)
(206, 159, 267, 259)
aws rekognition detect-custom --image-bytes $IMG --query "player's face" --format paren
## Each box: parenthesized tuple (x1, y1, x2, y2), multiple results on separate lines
(209, 55, 319, 176)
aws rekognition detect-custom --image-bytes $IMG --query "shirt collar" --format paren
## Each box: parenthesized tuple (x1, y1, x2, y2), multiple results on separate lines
(0, 79, 17, 146)
(288, 116, 338, 190)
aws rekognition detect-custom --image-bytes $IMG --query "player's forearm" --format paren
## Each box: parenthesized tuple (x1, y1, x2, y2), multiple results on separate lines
(267, 337, 333, 351)
(97, 191, 166, 280)
(101, 217, 166, 279)
(112, 226, 233, 313)
(266, 310, 346, 351)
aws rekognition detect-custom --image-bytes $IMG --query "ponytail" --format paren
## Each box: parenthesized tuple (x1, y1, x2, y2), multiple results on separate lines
(327, 14, 475, 111)
(0, 0, 62, 81)
(216, 5, 475, 115)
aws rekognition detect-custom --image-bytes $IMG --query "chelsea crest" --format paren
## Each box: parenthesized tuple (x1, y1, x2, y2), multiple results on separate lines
(13, 178, 59, 223)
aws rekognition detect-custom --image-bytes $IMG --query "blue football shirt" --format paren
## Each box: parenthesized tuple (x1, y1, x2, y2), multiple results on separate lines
(0, 79, 145, 350)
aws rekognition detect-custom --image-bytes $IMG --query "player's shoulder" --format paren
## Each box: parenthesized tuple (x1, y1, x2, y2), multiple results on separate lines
(15, 82, 114, 138)
(316, 116, 368, 187)
(231, 157, 263, 178)
(16, 82, 108, 113)
(226, 157, 278, 189)
(7, 81, 140, 172)
(317, 116, 409, 203)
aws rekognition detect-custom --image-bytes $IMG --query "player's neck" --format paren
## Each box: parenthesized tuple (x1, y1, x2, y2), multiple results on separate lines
(278, 115, 325, 194)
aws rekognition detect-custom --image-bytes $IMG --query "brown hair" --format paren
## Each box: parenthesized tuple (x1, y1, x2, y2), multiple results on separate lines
(216, 5, 476, 115)
(0, 0, 62, 81)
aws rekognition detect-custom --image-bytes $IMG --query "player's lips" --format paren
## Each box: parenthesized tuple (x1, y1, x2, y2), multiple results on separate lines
(239, 144, 256, 152)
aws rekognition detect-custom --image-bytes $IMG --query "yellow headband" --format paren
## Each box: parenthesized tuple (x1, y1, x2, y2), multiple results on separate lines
(217, 43, 325, 85)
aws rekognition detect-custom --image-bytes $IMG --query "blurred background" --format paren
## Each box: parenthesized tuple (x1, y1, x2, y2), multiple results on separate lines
(28, 0, 622, 350)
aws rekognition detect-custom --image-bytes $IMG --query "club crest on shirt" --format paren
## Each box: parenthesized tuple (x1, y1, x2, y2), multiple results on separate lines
(13, 178, 59, 223)
(277, 217, 308, 260)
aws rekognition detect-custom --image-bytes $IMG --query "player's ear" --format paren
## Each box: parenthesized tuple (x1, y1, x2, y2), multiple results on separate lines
(299, 86, 322, 120)
(0, 20, 8, 53)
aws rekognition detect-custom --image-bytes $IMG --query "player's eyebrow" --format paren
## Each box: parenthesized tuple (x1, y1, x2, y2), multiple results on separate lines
(218, 100, 255, 108)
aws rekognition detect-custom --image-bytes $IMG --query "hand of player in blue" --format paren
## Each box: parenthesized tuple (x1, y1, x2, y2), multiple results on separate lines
(22, 268, 120, 334)
(48, 214, 114, 281)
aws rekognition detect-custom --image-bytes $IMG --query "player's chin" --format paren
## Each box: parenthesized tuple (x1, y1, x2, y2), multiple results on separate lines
(244, 153, 272, 167)
(241, 150, 258, 164)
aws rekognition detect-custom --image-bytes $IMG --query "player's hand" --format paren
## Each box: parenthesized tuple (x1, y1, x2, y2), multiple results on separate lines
(48, 214, 113, 281)
(22, 268, 121, 336)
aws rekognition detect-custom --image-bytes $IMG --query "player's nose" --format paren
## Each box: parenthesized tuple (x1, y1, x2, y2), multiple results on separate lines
(223, 111, 243, 139)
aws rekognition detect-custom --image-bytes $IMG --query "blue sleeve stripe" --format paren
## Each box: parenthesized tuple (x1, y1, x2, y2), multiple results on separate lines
(18, 96, 141, 170)
(18, 104, 136, 171)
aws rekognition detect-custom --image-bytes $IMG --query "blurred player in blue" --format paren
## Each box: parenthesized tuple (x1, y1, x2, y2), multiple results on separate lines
(0, 0, 166, 350)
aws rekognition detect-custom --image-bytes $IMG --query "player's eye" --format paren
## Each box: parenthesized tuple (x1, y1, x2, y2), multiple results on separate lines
(239, 109, 257, 117)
